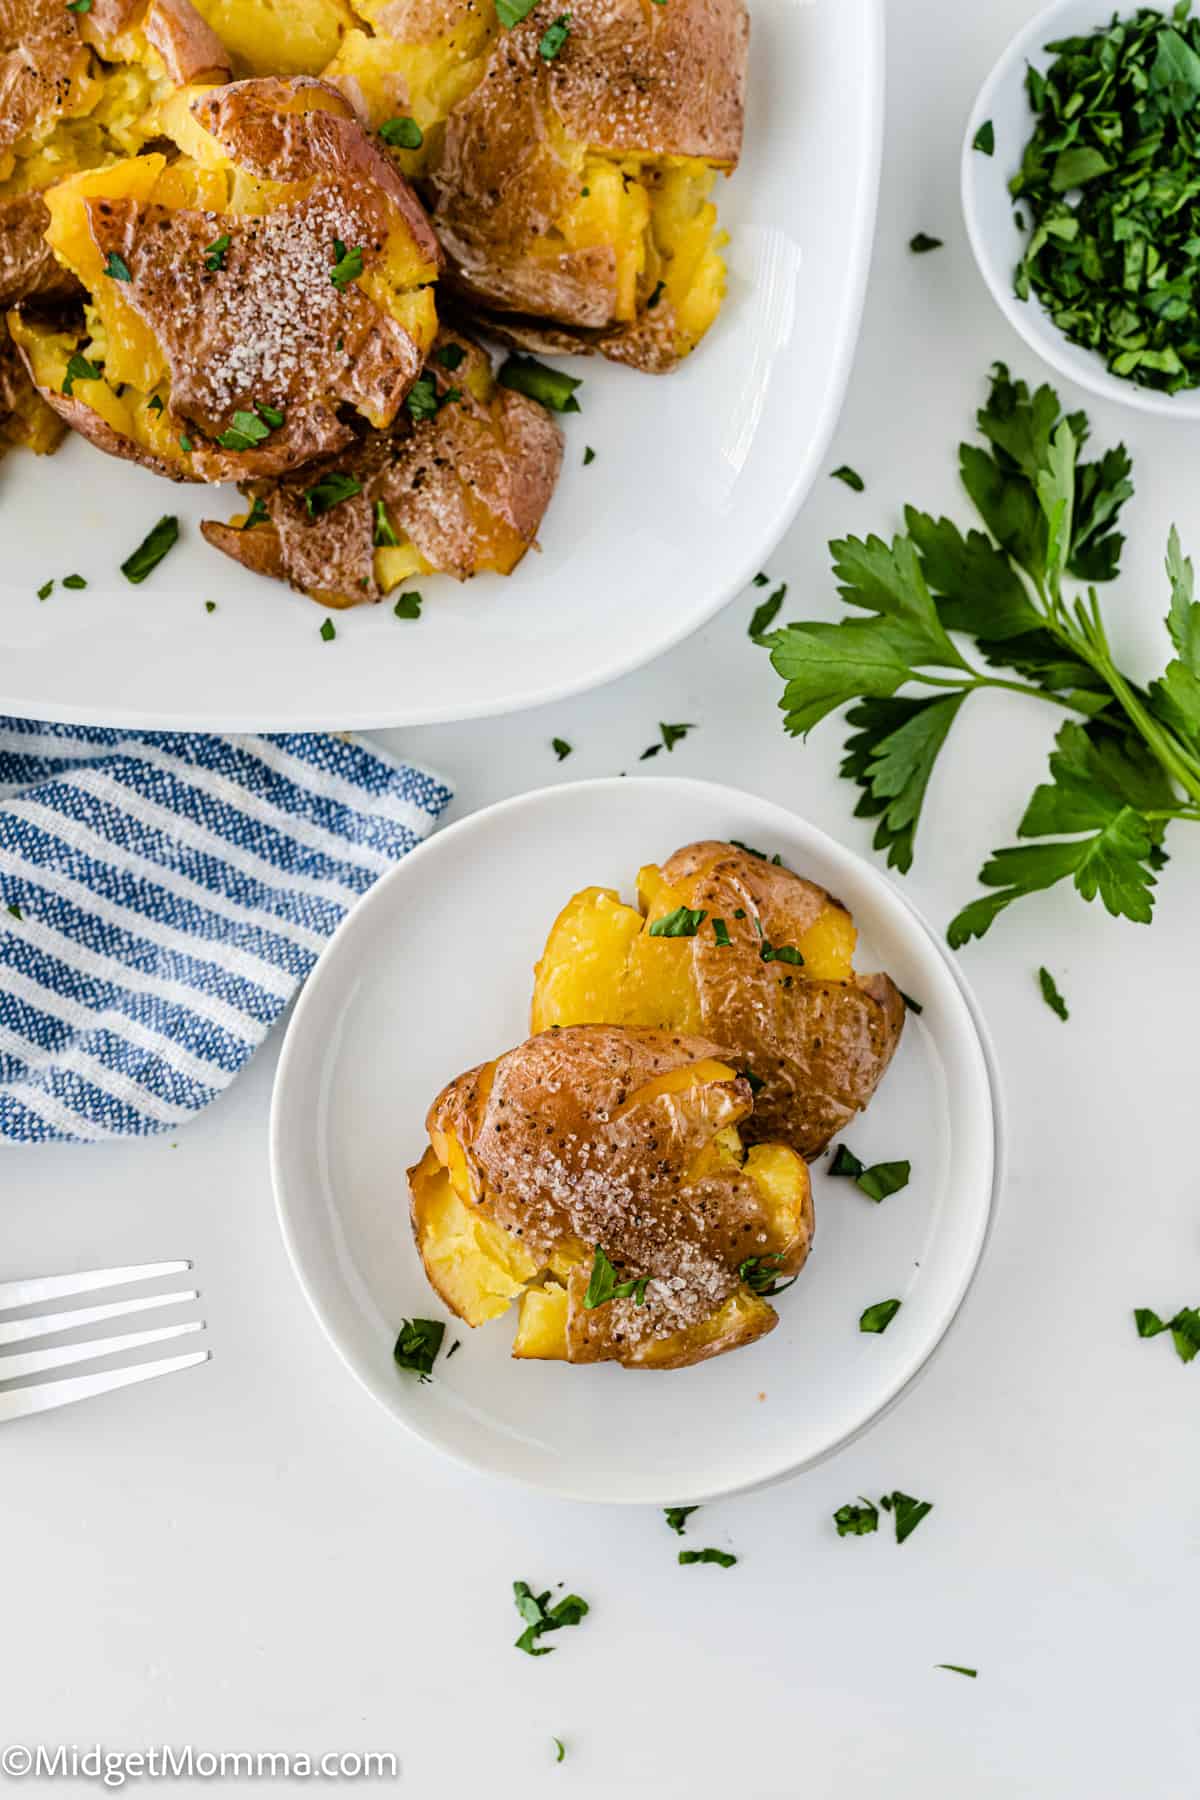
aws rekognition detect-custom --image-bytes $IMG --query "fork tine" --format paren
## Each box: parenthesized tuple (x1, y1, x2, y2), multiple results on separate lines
(0, 1320, 204, 1384)
(0, 1289, 198, 1347)
(0, 1348, 210, 1423)
(0, 1262, 192, 1313)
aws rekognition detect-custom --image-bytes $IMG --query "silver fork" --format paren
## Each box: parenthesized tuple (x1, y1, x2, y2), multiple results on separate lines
(0, 1261, 209, 1423)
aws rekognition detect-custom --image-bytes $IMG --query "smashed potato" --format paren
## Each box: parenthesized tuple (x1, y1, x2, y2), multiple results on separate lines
(409, 1023, 813, 1370)
(199, 328, 562, 606)
(10, 76, 441, 481)
(532, 842, 906, 1160)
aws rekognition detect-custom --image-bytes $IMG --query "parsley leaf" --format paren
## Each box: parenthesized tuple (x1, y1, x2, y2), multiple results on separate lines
(664, 1506, 698, 1535)
(436, 342, 466, 370)
(379, 116, 423, 149)
(1135, 1304, 1200, 1362)
(319, 618, 336, 642)
(828, 1146, 911, 1202)
(859, 1298, 902, 1334)
(498, 355, 582, 413)
(659, 721, 694, 750)
(120, 516, 178, 584)
(552, 1739, 565, 1763)
(495, 0, 537, 23)
(512, 1581, 589, 1655)
(738, 1254, 798, 1298)
(583, 1246, 648, 1309)
(936, 1665, 977, 1679)
(648, 905, 706, 937)
(62, 573, 86, 590)
(881, 1490, 933, 1543)
(393, 591, 422, 619)
(909, 233, 943, 254)
(393, 1317, 444, 1379)
(583, 445, 595, 464)
(832, 465, 865, 492)
(749, 583, 786, 639)
(972, 119, 994, 156)
(373, 499, 399, 547)
(36, 579, 53, 601)
(678, 1548, 736, 1568)
(103, 251, 131, 281)
(62, 352, 101, 396)
(329, 240, 364, 289)
(204, 232, 231, 271)
(833, 1499, 878, 1537)
(304, 472, 362, 516)
(1038, 966, 1068, 1020)
(552, 737, 572, 760)
(539, 12, 570, 59)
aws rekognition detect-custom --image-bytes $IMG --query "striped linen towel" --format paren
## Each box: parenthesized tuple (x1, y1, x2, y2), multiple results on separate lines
(0, 722, 452, 1144)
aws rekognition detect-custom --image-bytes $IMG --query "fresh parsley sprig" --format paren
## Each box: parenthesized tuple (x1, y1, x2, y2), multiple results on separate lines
(763, 362, 1200, 944)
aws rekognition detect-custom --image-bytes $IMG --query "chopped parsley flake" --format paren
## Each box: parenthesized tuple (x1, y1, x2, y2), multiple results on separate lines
(859, 1298, 902, 1334)
(678, 1548, 736, 1568)
(435, 342, 466, 370)
(379, 116, 423, 149)
(393, 591, 422, 619)
(899, 990, 923, 1015)
(329, 240, 364, 288)
(583, 444, 595, 464)
(62, 573, 86, 589)
(829, 1145, 911, 1202)
(495, 0, 537, 23)
(203, 232, 231, 271)
(664, 1506, 698, 1535)
(179, 435, 193, 454)
(648, 905, 707, 938)
(738, 1253, 797, 1298)
(552, 737, 572, 760)
(498, 355, 582, 413)
(1135, 1305, 1200, 1362)
(909, 233, 943, 254)
(712, 917, 732, 947)
(749, 583, 786, 638)
(120, 516, 178, 584)
(319, 618, 336, 643)
(242, 496, 269, 530)
(1038, 966, 1069, 1021)
(303, 471, 362, 516)
(36, 579, 53, 601)
(552, 1738, 565, 1763)
(831, 464, 865, 492)
(103, 251, 131, 281)
(205, 600, 216, 613)
(880, 1490, 933, 1543)
(393, 1317, 444, 1379)
(512, 1581, 589, 1655)
(373, 499, 399, 547)
(539, 12, 571, 60)
(937, 1664, 978, 1678)
(62, 352, 101, 396)
(972, 119, 994, 156)
(646, 279, 665, 309)
(583, 1245, 648, 1309)
(833, 1499, 878, 1537)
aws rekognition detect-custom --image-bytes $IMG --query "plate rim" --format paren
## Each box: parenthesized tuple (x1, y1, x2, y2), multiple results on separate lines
(0, 0, 886, 732)
(269, 774, 1005, 1504)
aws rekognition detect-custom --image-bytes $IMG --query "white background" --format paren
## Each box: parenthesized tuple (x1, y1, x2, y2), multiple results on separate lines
(4, 0, 1199, 1793)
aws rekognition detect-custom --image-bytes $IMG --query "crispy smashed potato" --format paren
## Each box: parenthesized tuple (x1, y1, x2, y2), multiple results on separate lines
(322, 0, 744, 370)
(531, 842, 906, 1160)
(409, 1023, 813, 1370)
(10, 75, 441, 480)
(199, 328, 562, 605)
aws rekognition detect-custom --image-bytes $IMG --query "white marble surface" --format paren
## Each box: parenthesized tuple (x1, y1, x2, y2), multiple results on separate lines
(4, 1, 1199, 1793)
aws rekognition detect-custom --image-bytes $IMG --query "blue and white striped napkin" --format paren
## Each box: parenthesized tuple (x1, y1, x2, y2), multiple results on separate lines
(0, 722, 452, 1144)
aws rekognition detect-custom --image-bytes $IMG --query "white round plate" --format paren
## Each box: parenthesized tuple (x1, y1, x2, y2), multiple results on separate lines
(270, 778, 1002, 1504)
(0, 0, 883, 731)
(961, 0, 1200, 419)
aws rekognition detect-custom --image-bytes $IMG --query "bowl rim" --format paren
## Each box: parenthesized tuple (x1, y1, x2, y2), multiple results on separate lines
(268, 776, 1007, 1504)
(960, 0, 1200, 420)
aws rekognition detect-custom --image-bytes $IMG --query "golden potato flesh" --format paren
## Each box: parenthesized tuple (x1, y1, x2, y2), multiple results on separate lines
(408, 1024, 814, 1372)
(531, 843, 906, 1160)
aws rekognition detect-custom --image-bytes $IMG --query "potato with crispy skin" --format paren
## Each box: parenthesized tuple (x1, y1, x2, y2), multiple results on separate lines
(0, 0, 229, 458)
(531, 843, 906, 1161)
(199, 328, 562, 606)
(323, 0, 745, 371)
(9, 75, 441, 481)
(409, 1024, 813, 1369)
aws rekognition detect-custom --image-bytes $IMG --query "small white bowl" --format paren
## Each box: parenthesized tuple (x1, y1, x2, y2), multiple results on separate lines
(962, 0, 1200, 419)
(270, 779, 1004, 1504)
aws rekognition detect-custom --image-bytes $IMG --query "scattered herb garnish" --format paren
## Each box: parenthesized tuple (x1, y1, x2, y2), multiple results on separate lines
(36, 580, 53, 601)
(1135, 1304, 1200, 1362)
(859, 1297, 902, 1334)
(664, 1506, 699, 1535)
(217, 404, 281, 451)
(329, 239, 364, 288)
(1038, 966, 1069, 1020)
(749, 583, 786, 639)
(242, 496, 269, 530)
(498, 355, 582, 413)
(832, 465, 865, 492)
(659, 721, 693, 751)
(495, 0, 537, 23)
(583, 445, 595, 464)
(205, 601, 216, 613)
(394, 591, 422, 619)
(179, 435, 193, 454)
(120, 516, 178, 584)
(103, 250, 132, 282)
(880, 1489, 933, 1543)
(1011, 9, 1200, 392)
(738, 1253, 798, 1298)
(552, 737, 572, 760)
(712, 917, 732, 947)
(393, 1317, 444, 1379)
(729, 839, 784, 864)
(648, 905, 707, 938)
(762, 361, 1200, 943)
(828, 1145, 911, 1202)
(62, 352, 101, 396)
(62, 573, 87, 590)
(405, 374, 449, 423)
(436, 343, 466, 370)
(303, 471, 362, 516)
(552, 1739, 565, 1763)
(379, 115, 424, 149)
(512, 1581, 589, 1655)
(320, 618, 336, 642)
(759, 941, 803, 965)
(937, 1664, 978, 1678)
(204, 232, 231, 271)
(972, 119, 994, 157)
(6, 901, 23, 921)
(899, 989, 923, 1014)
(539, 11, 570, 59)
(646, 279, 665, 309)
(909, 233, 943, 254)
(66, 0, 91, 11)
(678, 1548, 736, 1568)
(583, 1245, 648, 1309)
(148, 395, 164, 413)
(833, 1499, 879, 1537)
(752, 572, 769, 586)
(373, 499, 399, 547)
(446, 1338, 461, 1358)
